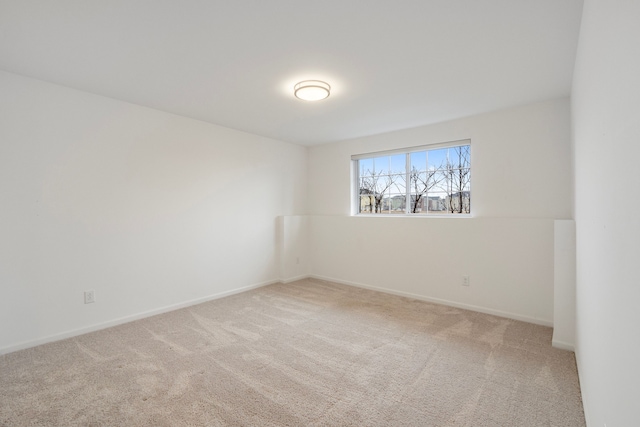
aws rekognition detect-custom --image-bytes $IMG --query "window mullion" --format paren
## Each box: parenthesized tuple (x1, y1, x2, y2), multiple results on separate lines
(405, 153, 410, 214)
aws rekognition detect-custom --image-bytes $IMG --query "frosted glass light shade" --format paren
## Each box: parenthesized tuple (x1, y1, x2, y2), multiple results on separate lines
(294, 80, 330, 101)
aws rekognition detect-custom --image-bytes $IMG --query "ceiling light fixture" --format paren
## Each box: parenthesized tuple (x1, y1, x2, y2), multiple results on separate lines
(294, 80, 331, 101)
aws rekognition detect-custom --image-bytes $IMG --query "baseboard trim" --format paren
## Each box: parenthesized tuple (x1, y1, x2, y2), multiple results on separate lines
(2, 274, 555, 355)
(309, 274, 554, 327)
(280, 274, 309, 284)
(0, 279, 278, 355)
(551, 339, 575, 352)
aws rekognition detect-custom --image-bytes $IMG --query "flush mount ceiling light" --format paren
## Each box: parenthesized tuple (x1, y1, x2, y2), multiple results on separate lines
(294, 80, 331, 101)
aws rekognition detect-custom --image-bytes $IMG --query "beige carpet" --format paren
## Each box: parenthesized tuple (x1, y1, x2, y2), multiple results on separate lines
(0, 279, 585, 426)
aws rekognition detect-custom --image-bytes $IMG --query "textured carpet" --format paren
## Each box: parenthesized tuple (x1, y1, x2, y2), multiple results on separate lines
(0, 279, 585, 426)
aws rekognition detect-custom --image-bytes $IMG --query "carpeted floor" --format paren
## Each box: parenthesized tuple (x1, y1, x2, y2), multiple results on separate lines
(0, 279, 585, 426)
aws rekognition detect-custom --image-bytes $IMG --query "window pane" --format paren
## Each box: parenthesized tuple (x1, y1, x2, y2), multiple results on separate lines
(374, 175, 393, 194)
(427, 148, 448, 170)
(410, 151, 426, 172)
(409, 194, 424, 213)
(359, 158, 373, 176)
(447, 145, 471, 169)
(426, 170, 445, 194)
(426, 192, 447, 213)
(388, 194, 406, 213)
(459, 145, 471, 168)
(359, 177, 373, 195)
(461, 173, 471, 192)
(445, 191, 471, 214)
(410, 172, 428, 194)
(373, 193, 386, 213)
(419, 170, 444, 195)
(373, 156, 390, 174)
(380, 195, 391, 213)
(431, 170, 448, 193)
(359, 195, 374, 213)
(447, 147, 461, 168)
(391, 173, 406, 193)
(390, 154, 405, 174)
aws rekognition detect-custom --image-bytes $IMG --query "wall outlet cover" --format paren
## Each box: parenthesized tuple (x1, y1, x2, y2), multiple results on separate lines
(84, 290, 95, 304)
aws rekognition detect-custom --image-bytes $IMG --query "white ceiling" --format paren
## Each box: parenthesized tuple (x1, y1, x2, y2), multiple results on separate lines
(0, 0, 584, 146)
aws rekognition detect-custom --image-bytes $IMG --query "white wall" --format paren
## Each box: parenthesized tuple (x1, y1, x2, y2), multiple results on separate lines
(309, 216, 555, 325)
(309, 98, 572, 218)
(0, 70, 307, 353)
(572, 1, 640, 425)
(277, 215, 309, 283)
(307, 98, 572, 325)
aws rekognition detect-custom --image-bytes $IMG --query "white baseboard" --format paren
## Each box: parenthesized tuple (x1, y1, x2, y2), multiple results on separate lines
(0, 279, 278, 355)
(308, 274, 554, 327)
(280, 274, 310, 284)
(2, 275, 556, 355)
(551, 339, 575, 352)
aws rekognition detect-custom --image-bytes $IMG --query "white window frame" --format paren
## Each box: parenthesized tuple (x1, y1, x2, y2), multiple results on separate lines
(351, 139, 471, 216)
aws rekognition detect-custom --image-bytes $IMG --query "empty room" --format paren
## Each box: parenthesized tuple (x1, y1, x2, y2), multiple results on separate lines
(1, 1, 638, 426)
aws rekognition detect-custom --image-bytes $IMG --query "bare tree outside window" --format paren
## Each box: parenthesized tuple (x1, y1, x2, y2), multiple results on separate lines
(360, 171, 398, 213)
(408, 147, 447, 213)
(355, 142, 470, 215)
(441, 145, 471, 213)
(358, 154, 405, 214)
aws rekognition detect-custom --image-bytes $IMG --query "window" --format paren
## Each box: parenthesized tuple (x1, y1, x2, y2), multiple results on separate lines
(353, 140, 471, 215)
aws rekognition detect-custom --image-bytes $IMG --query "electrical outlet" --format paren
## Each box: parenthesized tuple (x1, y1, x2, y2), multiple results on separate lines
(296, 257, 300, 265)
(84, 290, 95, 304)
(462, 276, 470, 287)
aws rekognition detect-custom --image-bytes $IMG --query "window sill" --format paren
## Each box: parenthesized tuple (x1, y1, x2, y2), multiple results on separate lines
(353, 213, 472, 218)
